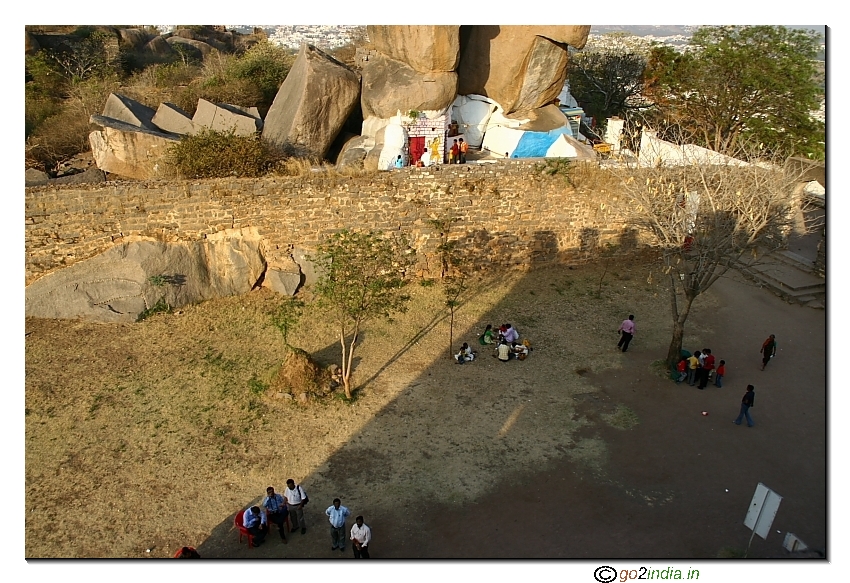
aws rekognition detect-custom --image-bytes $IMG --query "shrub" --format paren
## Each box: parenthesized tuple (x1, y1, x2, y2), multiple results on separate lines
(166, 128, 284, 178)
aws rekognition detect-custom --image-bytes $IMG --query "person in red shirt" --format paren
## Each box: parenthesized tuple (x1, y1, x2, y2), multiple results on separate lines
(714, 359, 726, 387)
(698, 348, 715, 389)
(450, 139, 459, 164)
(675, 358, 688, 383)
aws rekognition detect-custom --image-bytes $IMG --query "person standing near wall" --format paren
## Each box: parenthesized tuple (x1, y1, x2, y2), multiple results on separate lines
(459, 138, 468, 163)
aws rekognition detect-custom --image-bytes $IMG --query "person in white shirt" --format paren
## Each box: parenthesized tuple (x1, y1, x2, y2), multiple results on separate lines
(350, 515, 371, 558)
(283, 479, 309, 534)
(455, 342, 475, 364)
(326, 498, 351, 551)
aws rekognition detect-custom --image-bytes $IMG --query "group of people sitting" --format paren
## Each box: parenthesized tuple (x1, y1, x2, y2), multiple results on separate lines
(454, 323, 531, 364)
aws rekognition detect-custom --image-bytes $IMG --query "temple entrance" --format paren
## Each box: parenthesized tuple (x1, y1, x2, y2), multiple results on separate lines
(408, 136, 425, 165)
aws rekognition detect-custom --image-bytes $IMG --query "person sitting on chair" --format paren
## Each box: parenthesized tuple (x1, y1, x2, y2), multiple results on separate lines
(242, 506, 268, 546)
(262, 486, 289, 543)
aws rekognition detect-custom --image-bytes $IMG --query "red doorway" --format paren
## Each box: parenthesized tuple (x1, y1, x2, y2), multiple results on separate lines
(409, 136, 425, 165)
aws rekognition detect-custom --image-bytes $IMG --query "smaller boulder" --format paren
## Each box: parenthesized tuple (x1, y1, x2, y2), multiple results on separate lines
(193, 99, 261, 136)
(152, 102, 197, 135)
(102, 93, 158, 131)
(25, 168, 50, 187)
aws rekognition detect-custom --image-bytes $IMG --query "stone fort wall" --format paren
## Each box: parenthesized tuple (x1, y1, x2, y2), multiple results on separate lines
(25, 160, 642, 286)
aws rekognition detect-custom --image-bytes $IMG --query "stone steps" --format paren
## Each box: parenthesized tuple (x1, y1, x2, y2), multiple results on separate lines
(737, 254, 825, 309)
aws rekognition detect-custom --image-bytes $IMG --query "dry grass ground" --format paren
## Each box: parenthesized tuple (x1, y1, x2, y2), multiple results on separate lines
(26, 260, 709, 558)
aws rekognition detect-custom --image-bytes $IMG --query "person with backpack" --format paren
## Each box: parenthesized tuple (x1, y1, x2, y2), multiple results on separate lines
(283, 479, 309, 534)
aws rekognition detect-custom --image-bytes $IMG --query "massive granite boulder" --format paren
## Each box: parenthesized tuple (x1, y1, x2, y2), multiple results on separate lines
(118, 28, 152, 50)
(102, 93, 158, 130)
(89, 115, 179, 180)
(366, 25, 459, 73)
(457, 25, 590, 114)
(144, 35, 173, 56)
(262, 44, 361, 158)
(25, 228, 266, 323)
(361, 52, 457, 119)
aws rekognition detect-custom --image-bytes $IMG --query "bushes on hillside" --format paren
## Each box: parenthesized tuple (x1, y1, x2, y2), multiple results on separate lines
(166, 129, 284, 178)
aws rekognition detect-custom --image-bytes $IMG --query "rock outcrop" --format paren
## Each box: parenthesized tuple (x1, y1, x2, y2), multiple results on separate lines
(366, 25, 459, 72)
(165, 36, 213, 59)
(89, 115, 179, 180)
(361, 52, 458, 120)
(25, 228, 266, 323)
(262, 44, 361, 158)
(457, 25, 590, 114)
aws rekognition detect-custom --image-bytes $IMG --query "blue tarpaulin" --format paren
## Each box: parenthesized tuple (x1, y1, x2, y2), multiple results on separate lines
(512, 126, 571, 158)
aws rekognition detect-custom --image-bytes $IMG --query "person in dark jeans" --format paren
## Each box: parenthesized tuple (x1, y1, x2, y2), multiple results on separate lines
(617, 315, 636, 352)
(733, 385, 755, 427)
(350, 515, 371, 558)
(262, 486, 289, 543)
(242, 506, 268, 546)
(760, 335, 777, 370)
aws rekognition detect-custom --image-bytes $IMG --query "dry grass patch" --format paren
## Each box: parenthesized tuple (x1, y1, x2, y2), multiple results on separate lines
(26, 261, 708, 557)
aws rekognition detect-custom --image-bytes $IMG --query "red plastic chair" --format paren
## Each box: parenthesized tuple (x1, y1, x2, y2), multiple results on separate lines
(234, 509, 257, 548)
(173, 546, 200, 558)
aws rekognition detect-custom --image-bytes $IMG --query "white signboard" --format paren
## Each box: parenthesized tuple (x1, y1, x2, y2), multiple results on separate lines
(744, 482, 783, 540)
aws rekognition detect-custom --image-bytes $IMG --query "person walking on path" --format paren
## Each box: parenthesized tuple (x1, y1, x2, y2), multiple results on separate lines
(687, 350, 701, 386)
(283, 479, 309, 534)
(617, 315, 636, 352)
(733, 385, 755, 427)
(714, 360, 726, 388)
(325, 498, 351, 551)
(262, 486, 289, 543)
(760, 335, 777, 370)
(350, 515, 372, 558)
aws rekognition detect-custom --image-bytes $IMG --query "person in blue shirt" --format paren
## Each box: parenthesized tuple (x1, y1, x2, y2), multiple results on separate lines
(325, 498, 351, 551)
(242, 506, 268, 546)
(394, 155, 404, 168)
(262, 486, 289, 543)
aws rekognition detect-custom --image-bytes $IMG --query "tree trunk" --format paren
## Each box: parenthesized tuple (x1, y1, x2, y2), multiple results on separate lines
(344, 328, 359, 399)
(666, 293, 697, 368)
(449, 307, 455, 359)
(339, 333, 351, 399)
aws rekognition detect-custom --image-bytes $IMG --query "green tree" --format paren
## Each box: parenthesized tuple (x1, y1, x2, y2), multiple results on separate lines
(568, 44, 651, 127)
(645, 26, 824, 159)
(428, 216, 467, 359)
(311, 230, 414, 399)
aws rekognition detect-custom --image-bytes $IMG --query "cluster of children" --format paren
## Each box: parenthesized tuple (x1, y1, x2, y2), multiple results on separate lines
(452, 323, 532, 364)
(675, 348, 726, 389)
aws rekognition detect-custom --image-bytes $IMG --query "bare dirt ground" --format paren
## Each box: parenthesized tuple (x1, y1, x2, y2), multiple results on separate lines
(24, 260, 825, 560)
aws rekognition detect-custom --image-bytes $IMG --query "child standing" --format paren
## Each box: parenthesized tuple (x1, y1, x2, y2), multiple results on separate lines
(714, 360, 726, 387)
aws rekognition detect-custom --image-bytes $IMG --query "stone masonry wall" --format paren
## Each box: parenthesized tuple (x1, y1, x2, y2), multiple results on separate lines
(25, 160, 643, 286)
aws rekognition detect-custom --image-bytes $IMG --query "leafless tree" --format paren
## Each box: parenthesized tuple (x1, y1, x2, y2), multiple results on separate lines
(611, 145, 810, 366)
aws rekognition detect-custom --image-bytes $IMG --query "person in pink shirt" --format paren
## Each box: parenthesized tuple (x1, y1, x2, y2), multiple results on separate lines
(617, 314, 635, 352)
